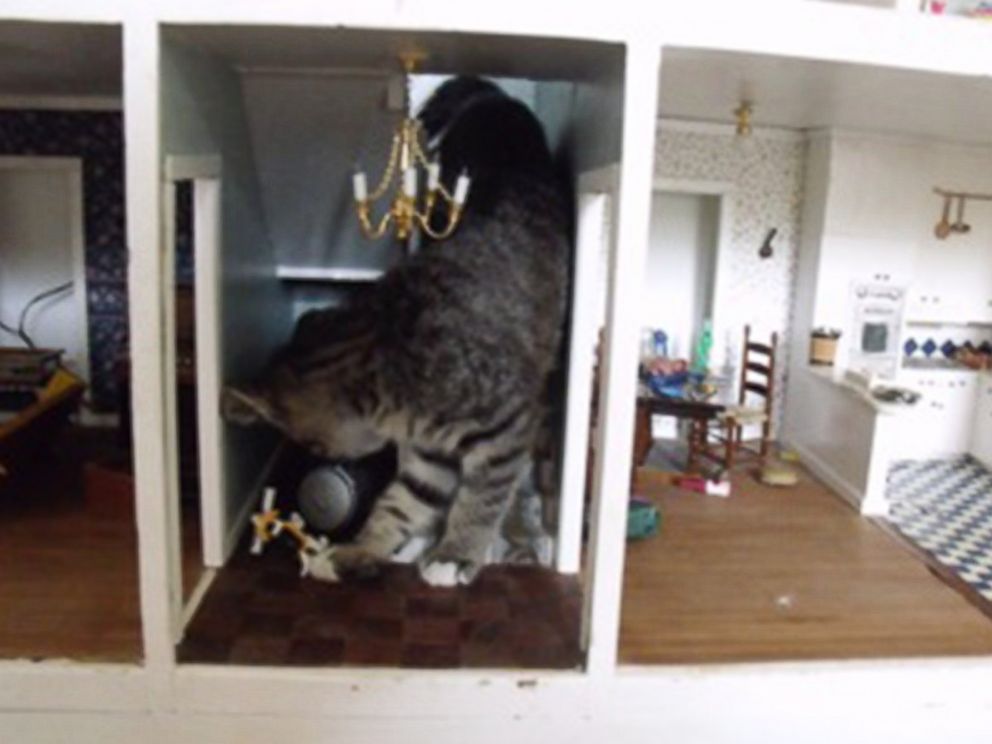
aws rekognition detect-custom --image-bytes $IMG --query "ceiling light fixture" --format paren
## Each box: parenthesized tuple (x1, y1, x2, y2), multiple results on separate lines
(352, 50, 471, 243)
(734, 101, 753, 137)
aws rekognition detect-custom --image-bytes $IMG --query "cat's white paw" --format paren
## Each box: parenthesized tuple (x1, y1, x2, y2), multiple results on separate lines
(419, 560, 460, 587)
(306, 547, 340, 583)
(533, 534, 553, 566)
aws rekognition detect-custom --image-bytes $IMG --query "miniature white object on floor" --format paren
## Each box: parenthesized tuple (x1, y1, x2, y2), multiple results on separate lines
(674, 475, 732, 498)
(250, 487, 329, 577)
(705, 479, 732, 497)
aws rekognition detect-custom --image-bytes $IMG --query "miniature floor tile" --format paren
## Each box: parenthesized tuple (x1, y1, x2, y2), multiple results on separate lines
(178, 536, 583, 669)
(886, 456, 992, 608)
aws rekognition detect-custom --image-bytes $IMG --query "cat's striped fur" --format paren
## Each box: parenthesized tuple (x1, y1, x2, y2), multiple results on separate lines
(222, 77, 569, 586)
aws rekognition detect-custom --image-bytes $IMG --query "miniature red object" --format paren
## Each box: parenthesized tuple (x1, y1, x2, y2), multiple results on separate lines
(675, 475, 731, 498)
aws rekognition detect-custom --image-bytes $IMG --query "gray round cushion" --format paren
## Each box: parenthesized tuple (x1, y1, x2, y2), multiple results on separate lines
(297, 465, 358, 533)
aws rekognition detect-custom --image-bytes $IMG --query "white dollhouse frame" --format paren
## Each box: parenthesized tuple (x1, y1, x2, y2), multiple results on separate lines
(3, 2, 992, 741)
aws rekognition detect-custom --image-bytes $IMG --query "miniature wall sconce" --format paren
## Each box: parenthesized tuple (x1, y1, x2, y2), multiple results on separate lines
(759, 227, 777, 259)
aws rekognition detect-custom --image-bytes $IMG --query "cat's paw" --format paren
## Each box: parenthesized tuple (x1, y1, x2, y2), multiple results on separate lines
(306, 545, 380, 583)
(418, 557, 483, 587)
(419, 560, 460, 587)
(306, 547, 340, 583)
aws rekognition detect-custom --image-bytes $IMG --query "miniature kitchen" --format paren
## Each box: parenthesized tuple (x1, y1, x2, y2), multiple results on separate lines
(620, 47, 992, 665)
(784, 126, 992, 609)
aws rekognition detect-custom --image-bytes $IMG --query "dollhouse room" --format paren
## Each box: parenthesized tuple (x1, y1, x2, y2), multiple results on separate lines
(154, 23, 623, 670)
(620, 45, 992, 664)
(0, 21, 147, 662)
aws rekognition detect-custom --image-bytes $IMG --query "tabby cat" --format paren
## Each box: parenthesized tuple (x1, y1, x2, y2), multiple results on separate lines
(222, 77, 569, 586)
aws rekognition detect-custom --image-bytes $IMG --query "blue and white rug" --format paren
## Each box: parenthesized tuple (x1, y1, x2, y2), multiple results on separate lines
(886, 457, 992, 604)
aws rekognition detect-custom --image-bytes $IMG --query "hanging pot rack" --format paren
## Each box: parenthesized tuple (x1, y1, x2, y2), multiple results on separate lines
(933, 187, 992, 239)
(934, 187, 992, 202)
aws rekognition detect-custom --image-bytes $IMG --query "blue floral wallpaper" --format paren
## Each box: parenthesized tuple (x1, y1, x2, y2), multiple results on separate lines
(175, 180, 194, 286)
(0, 109, 125, 410)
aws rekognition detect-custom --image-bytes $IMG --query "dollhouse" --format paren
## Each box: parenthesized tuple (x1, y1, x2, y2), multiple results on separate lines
(4, 1, 992, 741)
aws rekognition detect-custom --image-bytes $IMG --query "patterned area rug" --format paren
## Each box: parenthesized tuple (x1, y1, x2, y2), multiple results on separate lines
(178, 538, 583, 669)
(886, 457, 992, 604)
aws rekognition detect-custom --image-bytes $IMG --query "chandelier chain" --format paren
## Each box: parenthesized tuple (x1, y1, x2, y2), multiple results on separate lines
(367, 131, 401, 202)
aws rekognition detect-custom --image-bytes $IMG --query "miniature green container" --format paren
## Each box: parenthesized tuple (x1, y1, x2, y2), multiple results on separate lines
(627, 498, 661, 540)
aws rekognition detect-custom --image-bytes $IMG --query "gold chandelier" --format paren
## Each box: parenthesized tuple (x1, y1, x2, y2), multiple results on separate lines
(352, 51, 471, 242)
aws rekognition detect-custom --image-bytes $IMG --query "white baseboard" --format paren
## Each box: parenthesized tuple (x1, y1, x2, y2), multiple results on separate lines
(782, 437, 864, 512)
(180, 568, 217, 638)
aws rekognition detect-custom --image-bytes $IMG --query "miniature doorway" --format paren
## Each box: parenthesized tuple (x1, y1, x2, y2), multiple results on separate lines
(0, 157, 88, 396)
(648, 179, 733, 369)
(643, 180, 732, 446)
(646, 191, 719, 360)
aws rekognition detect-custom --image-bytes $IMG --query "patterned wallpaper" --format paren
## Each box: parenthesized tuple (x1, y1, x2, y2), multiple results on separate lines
(654, 125, 807, 431)
(176, 180, 194, 286)
(0, 110, 125, 410)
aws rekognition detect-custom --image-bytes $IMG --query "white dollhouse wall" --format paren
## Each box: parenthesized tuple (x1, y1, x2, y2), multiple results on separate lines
(161, 37, 294, 566)
(242, 72, 403, 274)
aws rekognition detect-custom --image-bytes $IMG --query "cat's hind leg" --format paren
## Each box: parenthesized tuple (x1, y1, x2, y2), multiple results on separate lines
(499, 458, 553, 566)
(309, 446, 459, 582)
(420, 408, 535, 587)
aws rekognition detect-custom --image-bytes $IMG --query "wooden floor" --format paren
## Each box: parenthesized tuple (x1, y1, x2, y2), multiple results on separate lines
(0, 426, 203, 662)
(0, 427, 142, 661)
(620, 465, 992, 664)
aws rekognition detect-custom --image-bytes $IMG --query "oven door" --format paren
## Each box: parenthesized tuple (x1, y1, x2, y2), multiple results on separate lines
(861, 321, 892, 355)
(849, 283, 906, 378)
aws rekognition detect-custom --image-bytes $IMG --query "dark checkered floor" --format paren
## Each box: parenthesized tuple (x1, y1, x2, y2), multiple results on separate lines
(178, 540, 583, 669)
(886, 457, 992, 606)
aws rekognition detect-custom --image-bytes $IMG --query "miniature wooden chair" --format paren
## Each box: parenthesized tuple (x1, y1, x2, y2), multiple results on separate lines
(689, 325, 778, 472)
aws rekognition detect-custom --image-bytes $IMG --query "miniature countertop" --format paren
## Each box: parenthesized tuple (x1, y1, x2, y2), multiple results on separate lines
(805, 365, 917, 416)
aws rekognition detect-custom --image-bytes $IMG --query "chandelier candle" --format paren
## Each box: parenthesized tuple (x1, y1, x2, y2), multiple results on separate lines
(454, 171, 471, 206)
(403, 167, 417, 198)
(352, 171, 368, 202)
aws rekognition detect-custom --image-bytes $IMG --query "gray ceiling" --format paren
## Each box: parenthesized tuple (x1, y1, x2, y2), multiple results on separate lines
(164, 25, 622, 82)
(6, 20, 989, 145)
(0, 22, 121, 97)
(659, 48, 992, 145)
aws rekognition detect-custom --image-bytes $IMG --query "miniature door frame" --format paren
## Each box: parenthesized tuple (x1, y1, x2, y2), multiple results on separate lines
(0, 156, 89, 407)
(163, 154, 223, 639)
